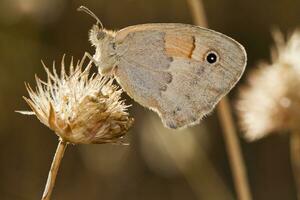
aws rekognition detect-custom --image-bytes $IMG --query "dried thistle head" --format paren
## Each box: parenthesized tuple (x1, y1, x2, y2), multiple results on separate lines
(18, 55, 134, 144)
(237, 30, 300, 141)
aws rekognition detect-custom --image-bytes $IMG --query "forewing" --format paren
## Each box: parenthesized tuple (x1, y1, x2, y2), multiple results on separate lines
(114, 23, 247, 129)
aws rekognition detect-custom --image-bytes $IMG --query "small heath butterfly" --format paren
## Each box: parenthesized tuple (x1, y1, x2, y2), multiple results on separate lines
(78, 6, 247, 129)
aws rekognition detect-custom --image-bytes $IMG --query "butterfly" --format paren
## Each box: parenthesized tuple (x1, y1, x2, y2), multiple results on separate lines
(78, 6, 247, 129)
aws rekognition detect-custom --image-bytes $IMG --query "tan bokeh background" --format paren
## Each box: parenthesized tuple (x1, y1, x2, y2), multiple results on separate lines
(0, 0, 299, 199)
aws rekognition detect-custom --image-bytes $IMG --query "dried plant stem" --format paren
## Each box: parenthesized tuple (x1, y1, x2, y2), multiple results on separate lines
(290, 132, 300, 200)
(42, 139, 68, 200)
(186, 0, 252, 199)
(217, 99, 252, 200)
(186, 0, 208, 27)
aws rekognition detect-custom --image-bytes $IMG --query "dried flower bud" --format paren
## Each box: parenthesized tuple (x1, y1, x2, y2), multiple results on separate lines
(237, 31, 300, 141)
(18, 55, 134, 144)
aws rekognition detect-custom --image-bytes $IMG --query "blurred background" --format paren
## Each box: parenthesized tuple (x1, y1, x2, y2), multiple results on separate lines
(0, 0, 300, 199)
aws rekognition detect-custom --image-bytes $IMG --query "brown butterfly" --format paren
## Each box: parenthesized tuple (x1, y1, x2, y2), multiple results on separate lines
(79, 6, 247, 129)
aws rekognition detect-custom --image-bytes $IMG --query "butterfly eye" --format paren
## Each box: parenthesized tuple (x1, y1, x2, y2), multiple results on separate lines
(205, 51, 219, 64)
(97, 31, 106, 40)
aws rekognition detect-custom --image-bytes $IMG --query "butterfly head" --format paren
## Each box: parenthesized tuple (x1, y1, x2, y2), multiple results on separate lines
(88, 24, 115, 47)
(78, 6, 117, 74)
(78, 6, 112, 44)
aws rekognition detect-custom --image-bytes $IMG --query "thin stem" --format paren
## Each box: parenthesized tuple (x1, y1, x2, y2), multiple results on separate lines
(186, 0, 208, 27)
(186, 0, 252, 199)
(290, 132, 300, 200)
(217, 99, 252, 200)
(42, 138, 68, 200)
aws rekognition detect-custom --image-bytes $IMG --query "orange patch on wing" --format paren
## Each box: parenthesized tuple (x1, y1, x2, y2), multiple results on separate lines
(165, 34, 195, 58)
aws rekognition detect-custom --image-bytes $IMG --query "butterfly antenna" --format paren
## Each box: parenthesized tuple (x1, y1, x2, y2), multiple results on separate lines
(77, 6, 104, 29)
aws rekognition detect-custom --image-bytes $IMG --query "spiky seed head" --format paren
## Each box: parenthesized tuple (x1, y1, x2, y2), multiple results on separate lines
(237, 30, 300, 141)
(18, 55, 134, 144)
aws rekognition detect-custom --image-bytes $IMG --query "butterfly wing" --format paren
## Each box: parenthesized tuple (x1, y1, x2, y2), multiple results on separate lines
(114, 23, 246, 129)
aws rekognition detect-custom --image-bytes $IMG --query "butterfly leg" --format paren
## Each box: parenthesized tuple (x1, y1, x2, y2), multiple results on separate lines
(82, 52, 98, 65)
